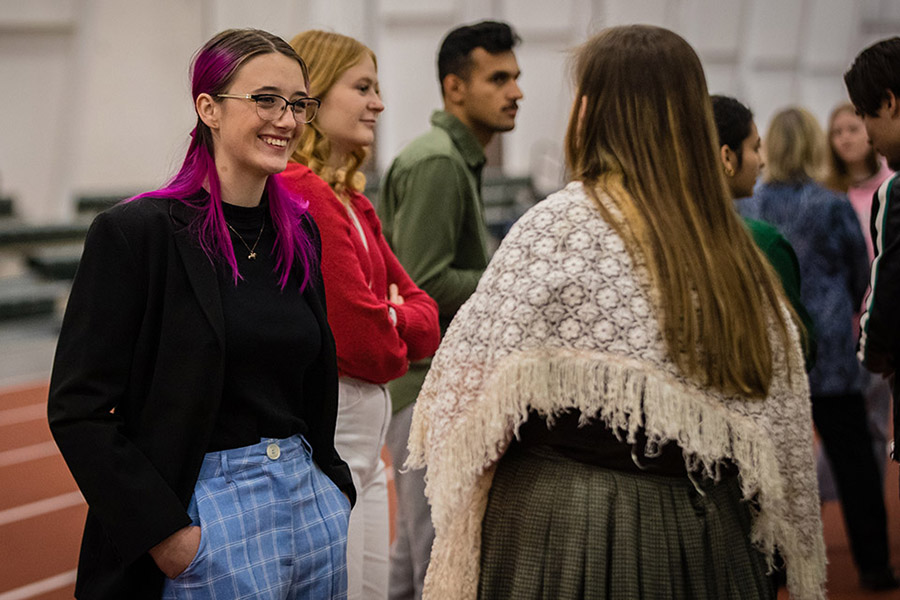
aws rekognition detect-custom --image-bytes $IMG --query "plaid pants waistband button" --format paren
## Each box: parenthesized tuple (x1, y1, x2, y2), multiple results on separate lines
(266, 443, 281, 460)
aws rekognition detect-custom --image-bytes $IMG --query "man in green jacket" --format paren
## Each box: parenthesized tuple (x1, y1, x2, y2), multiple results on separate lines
(377, 20, 523, 600)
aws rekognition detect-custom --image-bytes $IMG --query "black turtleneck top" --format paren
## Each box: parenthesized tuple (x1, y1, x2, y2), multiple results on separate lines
(207, 200, 320, 451)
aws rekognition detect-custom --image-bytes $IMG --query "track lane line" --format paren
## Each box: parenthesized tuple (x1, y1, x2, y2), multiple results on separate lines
(0, 405, 45, 427)
(0, 442, 59, 467)
(0, 492, 84, 527)
(0, 569, 76, 600)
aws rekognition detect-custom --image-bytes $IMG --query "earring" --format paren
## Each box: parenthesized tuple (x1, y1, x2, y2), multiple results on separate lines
(724, 166, 735, 177)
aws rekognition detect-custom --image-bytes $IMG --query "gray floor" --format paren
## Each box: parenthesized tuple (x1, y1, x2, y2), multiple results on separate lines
(0, 315, 61, 387)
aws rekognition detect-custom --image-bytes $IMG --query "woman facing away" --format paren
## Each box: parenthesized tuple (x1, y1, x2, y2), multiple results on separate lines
(279, 30, 441, 600)
(738, 107, 897, 591)
(408, 25, 825, 600)
(47, 29, 353, 599)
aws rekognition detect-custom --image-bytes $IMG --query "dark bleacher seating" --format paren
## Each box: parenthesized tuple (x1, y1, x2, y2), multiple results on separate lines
(0, 275, 68, 320)
(0, 196, 13, 219)
(482, 175, 538, 242)
(0, 222, 89, 248)
(76, 194, 129, 217)
(0, 195, 119, 320)
(26, 244, 84, 280)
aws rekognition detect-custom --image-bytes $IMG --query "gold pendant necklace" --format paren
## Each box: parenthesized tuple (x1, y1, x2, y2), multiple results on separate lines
(226, 220, 264, 260)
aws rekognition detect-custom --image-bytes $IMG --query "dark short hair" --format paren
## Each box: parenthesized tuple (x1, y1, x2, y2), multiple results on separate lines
(844, 36, 900, 117)
(437, 20, 520, 90)
(710, 95, 754, 168)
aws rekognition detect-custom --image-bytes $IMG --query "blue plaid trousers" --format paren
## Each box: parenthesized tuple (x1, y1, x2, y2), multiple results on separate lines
(161, 435, 350, 599)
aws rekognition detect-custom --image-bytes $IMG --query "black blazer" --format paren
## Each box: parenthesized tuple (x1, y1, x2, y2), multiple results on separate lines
(48, 196, 354, 599)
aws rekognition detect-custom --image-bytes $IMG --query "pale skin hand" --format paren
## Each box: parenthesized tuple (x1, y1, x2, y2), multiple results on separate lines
(389, 283, 404, 305)
(149, 525, 201, 579)
(150, 496, 348, 579)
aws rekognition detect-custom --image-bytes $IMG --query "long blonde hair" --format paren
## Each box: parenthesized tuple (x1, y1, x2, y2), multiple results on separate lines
(289, 30, 376, 194)
(764, 107, 828, 184)
(825, 102, 881, 192)
(565, 25, 797, 397)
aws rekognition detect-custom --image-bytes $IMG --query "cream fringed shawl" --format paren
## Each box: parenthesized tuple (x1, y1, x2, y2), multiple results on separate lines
(407, 182, 826, 600)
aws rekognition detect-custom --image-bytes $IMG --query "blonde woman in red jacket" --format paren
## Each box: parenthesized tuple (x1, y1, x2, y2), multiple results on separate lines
(279, 30, 441, 600)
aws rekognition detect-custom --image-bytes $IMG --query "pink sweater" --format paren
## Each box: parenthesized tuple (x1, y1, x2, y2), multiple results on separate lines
(848, 163, 894, 260)
(280, 163, 440, 384)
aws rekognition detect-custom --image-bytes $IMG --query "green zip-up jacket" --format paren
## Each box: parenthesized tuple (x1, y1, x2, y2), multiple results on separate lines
(378, 110, 490, 412)
(744, 217, 817, 370)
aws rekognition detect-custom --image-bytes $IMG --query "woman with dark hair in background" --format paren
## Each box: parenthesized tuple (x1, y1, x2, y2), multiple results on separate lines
(408, 26, 825, 600)
(281, 30, 440, 600)
(738, 106, 897, 591)
(711, 94, 815, 368)
(48, 29, 353, 599)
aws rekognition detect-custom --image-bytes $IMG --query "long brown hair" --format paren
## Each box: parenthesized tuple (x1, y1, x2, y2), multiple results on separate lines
(289, 30, 376, 194)
(565, 25, 798, 397)
(825, 102, 881, 192)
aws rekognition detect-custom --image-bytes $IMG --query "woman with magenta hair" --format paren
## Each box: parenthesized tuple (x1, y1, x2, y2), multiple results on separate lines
(48, 29, 353, 599)
(280, 30, 440, 600)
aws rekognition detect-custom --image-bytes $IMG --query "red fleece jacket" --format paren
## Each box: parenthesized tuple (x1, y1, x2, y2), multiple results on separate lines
(280, 163, 440, 384)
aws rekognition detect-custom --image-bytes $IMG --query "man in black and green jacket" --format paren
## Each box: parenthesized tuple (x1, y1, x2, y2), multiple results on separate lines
(846, 44, 900, 589)
(846, 37, 900, 446)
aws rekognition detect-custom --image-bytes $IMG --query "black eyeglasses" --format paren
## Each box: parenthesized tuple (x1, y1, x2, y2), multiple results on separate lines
(216, 93, 321, 124)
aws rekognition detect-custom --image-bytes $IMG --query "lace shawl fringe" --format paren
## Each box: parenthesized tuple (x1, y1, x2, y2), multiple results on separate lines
(408, 349, 826, 600)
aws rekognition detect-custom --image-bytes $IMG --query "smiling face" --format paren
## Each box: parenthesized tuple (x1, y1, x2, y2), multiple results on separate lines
(830, 108, 871, 168)
(201, 52, 308, 188)
(446, 48, 523, 147)
(314, 53, 384, 161)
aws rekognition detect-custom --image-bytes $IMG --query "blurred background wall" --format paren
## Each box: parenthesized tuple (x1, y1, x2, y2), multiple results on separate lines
(1, 0, 898, 222)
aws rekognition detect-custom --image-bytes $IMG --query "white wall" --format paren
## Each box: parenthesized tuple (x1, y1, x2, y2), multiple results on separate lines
(68, 0, 204, 206)
(0, 0, 77, 221)
(0, 0, 896, 221)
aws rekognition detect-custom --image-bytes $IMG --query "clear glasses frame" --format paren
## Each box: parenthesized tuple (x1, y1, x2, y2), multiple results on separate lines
(216, 93, 321, 124)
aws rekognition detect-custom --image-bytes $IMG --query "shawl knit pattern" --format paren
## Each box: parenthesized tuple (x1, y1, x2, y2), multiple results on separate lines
(408, 182, 826, 600)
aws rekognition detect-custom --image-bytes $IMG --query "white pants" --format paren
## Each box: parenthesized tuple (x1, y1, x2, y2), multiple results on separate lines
(334, 377, 392, 600)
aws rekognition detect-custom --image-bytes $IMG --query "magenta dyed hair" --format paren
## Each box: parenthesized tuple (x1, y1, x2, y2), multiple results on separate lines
(131, 29, 316, 290)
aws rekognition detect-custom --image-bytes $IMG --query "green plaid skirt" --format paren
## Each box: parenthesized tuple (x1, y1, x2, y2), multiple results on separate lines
(478, 445, 776, 600)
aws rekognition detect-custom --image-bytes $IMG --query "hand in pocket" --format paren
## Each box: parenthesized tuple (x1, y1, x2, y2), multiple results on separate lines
(150, 525, 202, 578)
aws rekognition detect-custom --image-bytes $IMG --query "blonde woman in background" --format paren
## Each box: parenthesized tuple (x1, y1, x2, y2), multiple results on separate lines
(738, 107, 897, 591)
(279, 30, 441, 600)
(409, 26, 825, 599)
